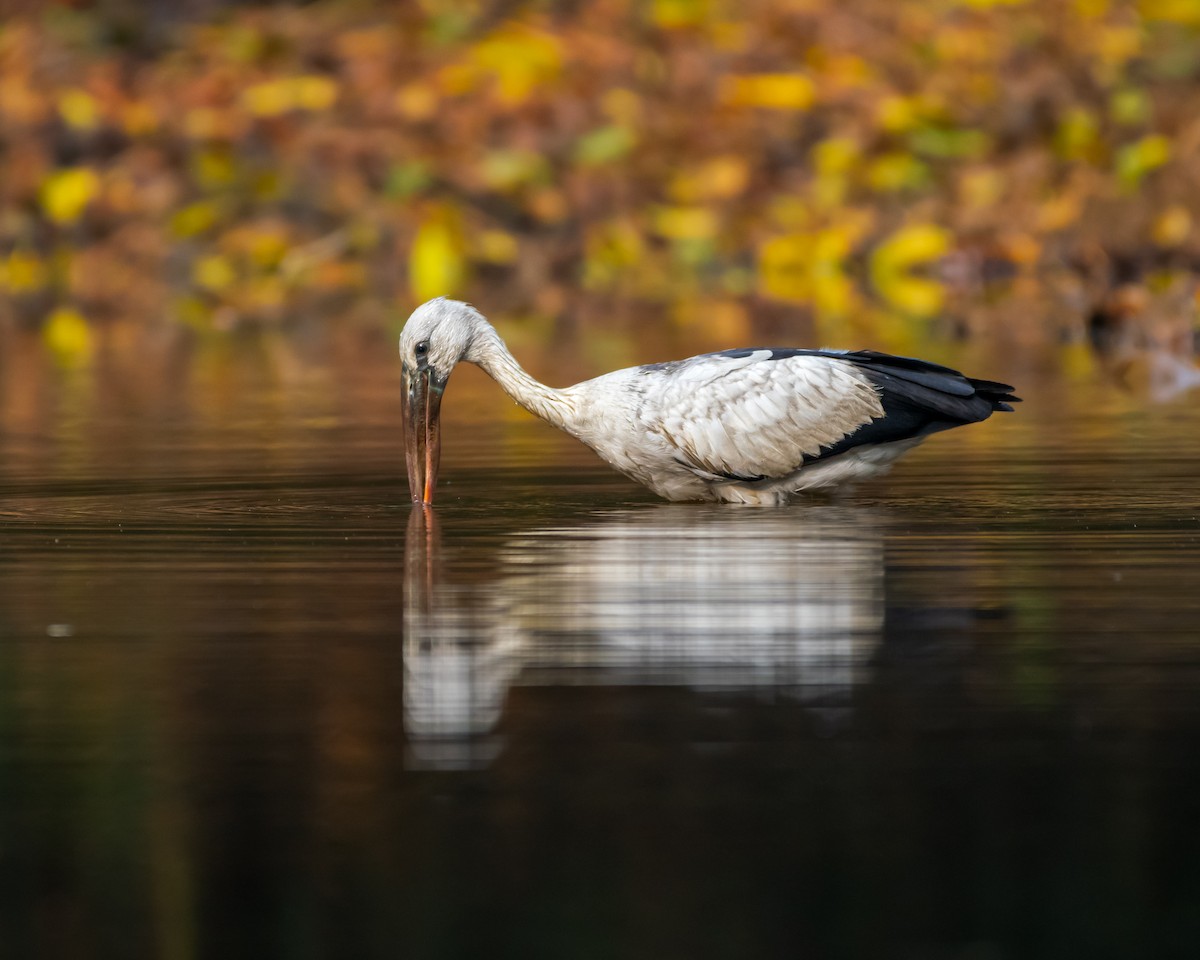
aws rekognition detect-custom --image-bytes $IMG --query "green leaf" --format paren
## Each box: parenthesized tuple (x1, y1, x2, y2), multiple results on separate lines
(574, 125, 636, 166)
(385, 162, 432, 199)
(908, 125, 990, 159)
(1116, 134, 1171, 188)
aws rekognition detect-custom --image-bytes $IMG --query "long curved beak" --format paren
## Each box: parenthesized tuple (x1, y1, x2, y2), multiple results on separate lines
(403, 364, 445, 505)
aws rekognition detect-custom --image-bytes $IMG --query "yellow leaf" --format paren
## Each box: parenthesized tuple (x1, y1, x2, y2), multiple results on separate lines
(57, 89, 99, 130)
(1036, 191, 1082, 232)
(574, 126, 637, 167)
(173, 295, 213, 331)
(170, 201, 222, 239)
(873, 224, 951, 271)
(1094, 25, 1143, 68)
(874, 276, 945, 317)
(583, 219, 645, 288)
(758, 233, 814, 302)
(812, 225, 857, 264)
(1116, 134, 1171, 188)
(653, 206, 719, 240)
(1152, 205, 1192, 247)
(1110, 87, 1149, 126)
(240, 75, 337, 117)
(1140, 0, 1200, 24)
(812, 226, 862, 318)
(813, 137, 859, 177)
(0, 251, 48, 292)
(476, 230, 519, 264)
(194, 254, 237, 292)
(870, 224, 951, 317)
(244, 275, 287, 311)
(193, 148, 237, 188)
(471, 26, 563, 105)
(767, 196, 811, 230)
(251, 170, 284, 201)
(222, 23, 266, 63)
(293, 75, 338, 112)
(482, 149, 548, 189)
(701, 156, 750, 198)
(867, 153, 930, 193)
(876, 95, 921, 133)
(43, 307, 93, 364)
(1054, 108, 1099, 160)
(409, 213, 467, 301)
(652, 0, 712, 29)
(721, 73, 816, 111)
(812, 270, 860, 319)
(242, 79, 293, 117)
(668, 156, 748, 202)
(250, 231, 289, 269)
(758, 219, 868, 309)
(41, 167, 101, 224)
(958, 168, 1004, 210)
(709, 21, 750, 52)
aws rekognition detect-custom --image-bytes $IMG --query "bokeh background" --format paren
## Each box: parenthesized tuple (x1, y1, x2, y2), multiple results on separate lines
(1, 0, 1198, 365)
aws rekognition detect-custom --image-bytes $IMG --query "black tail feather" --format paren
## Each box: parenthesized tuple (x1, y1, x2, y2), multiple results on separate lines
(839, 352, 1021, 419)
(801, 351, 1020, 465)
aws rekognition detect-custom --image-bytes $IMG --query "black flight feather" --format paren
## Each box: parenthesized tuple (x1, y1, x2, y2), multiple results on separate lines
(805, 351, 1019, 464)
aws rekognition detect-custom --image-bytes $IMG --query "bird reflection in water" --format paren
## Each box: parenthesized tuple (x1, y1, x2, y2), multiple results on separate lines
(403, 505, 884, 769)
(403, 506, 515, 769)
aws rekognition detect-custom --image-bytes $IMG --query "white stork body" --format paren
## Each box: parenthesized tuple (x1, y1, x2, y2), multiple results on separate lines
(400, 298, 1018, 505)
(535, 355, 909, 504)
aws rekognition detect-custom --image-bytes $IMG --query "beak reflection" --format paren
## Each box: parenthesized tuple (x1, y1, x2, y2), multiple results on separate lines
(403, 365, 445, 505)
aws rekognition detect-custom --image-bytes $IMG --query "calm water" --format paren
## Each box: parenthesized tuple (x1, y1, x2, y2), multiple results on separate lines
(1, 333, 1199, 959)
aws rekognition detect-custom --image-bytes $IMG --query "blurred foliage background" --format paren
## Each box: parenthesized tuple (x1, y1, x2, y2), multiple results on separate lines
(0, 0, 1198, 360)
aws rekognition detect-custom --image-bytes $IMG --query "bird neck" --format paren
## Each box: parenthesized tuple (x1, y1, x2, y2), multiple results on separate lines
(468, 327, 578, 434)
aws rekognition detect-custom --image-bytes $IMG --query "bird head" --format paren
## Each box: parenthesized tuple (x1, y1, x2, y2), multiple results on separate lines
(399, 298, 486, 505)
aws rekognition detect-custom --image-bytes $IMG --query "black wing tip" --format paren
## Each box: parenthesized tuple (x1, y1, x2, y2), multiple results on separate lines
(967, 378, 1021, 411)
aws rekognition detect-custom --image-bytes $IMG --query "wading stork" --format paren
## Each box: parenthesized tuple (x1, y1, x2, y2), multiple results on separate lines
(401, 298, 1018, 506)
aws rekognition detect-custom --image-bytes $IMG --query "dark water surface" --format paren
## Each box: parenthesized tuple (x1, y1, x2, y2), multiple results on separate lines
(1, 346, 1199, 959)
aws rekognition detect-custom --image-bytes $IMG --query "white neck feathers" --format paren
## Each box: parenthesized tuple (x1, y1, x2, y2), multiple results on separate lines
(467, 325, 578, 434)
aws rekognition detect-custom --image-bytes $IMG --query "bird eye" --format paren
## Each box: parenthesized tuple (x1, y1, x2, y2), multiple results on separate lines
(415, 340, 429, 358)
